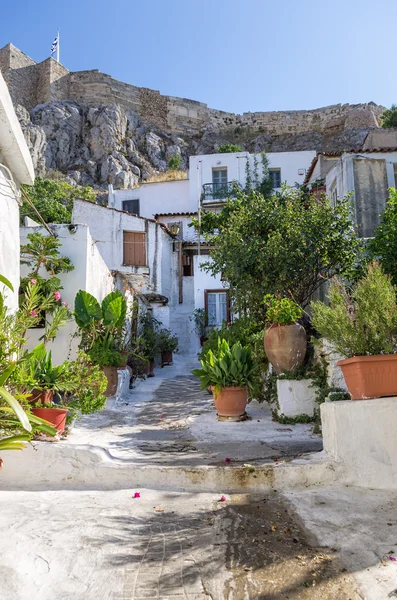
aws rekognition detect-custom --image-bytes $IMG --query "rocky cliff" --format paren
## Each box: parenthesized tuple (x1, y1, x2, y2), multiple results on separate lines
(14, 98, 385, 190)
(1, 44, 385, 189)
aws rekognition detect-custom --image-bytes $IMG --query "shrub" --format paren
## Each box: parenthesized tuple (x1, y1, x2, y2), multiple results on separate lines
(381, 105, 397, 129)
(311, 262, 397, 357)
(167, 154, 182, 170)
(217, 144, 243, 154)
(263, 295, 303, 325)
(369, 189, 397, 286)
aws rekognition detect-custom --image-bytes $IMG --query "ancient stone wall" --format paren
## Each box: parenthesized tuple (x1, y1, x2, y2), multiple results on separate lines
(0, 43, 384, 138)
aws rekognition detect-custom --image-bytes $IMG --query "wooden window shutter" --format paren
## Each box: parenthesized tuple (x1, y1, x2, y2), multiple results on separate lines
(123, 231, 146, 266)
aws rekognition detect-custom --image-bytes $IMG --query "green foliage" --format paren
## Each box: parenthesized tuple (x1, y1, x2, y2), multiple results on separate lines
(21, 177, 96, 224)
(189, 308, 208, 338)
(74, 290, 129, 366)
(195, 188, 361, 319)
(276, 413, 316, 424)
(62, 353, 107, 415)
(19, 344, 74, 393)
(21, 232, 74, 276)
(192, 338, 258, 397)
(369, 189, 397, 286)
(217, 144, 243, 153)
(157, 328, 178, 353)
(167, 154, 182, 170)
(245, 157, 252, 192)
(381, 105, 397, 129)
(263, 295, 303, 325)
(311, 262, 397, 357)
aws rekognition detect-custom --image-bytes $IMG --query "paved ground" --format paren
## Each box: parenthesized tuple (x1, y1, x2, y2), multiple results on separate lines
(0, 488, 362, 600)
(66, 357, 322, 466)
(2, 357, 396, 598)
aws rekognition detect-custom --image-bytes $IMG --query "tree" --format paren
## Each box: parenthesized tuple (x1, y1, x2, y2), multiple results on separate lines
(217, 144, 243, 153)
(192, 188, 362, 320)
(369, 188, 397, 285)
(381, 105, 397, 129)
(21, 177, 96, 224)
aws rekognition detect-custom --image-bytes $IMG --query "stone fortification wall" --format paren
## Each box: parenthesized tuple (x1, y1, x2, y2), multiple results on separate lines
(0, 43, 384, 137)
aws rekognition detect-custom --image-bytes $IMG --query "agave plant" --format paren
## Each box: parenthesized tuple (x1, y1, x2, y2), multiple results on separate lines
(192, 338, 258, 397)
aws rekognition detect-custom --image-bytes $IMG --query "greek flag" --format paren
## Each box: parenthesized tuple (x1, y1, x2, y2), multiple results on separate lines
(50, 34, 58, 56)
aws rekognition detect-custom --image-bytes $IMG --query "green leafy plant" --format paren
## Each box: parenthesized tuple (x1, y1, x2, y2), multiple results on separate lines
(167, 154, 182, 170)
(381, 105, 397, 129)
(190, 308, 208, 338)
(263, 295, 303, 325)
(217, 144, 243, 153)
(60, 353, 107, 415)
(311, 261, 397, 357)
(19, 344, 74, 394)
(21, 176, 96, 224)
(74, 289, 129, 366)
(369, 189, 397, 286)
(157, 328, 178, 353)
(192, 338, 258, 397)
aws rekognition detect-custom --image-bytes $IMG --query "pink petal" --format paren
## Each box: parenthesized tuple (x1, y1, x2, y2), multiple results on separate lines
(133, 492, 140, 498)
(219, 495, 227, 502)
(225, 458, 231, 463)
(389, 556, 397, 562)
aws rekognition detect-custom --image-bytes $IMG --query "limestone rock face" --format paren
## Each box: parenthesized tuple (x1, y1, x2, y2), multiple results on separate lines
(17, 101, 189, 188)
(15, 97, 382, 189)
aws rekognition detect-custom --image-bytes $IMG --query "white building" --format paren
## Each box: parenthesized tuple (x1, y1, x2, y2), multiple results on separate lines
(305, 132, 397, 238)
(96, 150, 316, 354)
(0, 71, 34, 311)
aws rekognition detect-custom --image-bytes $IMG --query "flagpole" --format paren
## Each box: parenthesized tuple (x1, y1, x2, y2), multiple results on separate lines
(56, 30, 60, 63)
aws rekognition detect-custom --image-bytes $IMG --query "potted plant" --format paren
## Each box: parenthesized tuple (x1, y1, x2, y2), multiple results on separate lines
(135, 313, 162, 377)
(74, 290, 128, 396)
(263, 295, 306, 374)
(190, 308, 208, 346)
(20, 344, 74, 434)
(158, 328, 178, 366)
(192, 338, 258, 421)
(311, 262, 397, 400)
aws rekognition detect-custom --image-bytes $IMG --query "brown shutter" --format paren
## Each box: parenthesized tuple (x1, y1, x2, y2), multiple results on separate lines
(123, 231, 146, 266)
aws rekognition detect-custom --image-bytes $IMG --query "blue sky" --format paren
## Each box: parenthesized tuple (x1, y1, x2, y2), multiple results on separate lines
(1, 0, 395, 114)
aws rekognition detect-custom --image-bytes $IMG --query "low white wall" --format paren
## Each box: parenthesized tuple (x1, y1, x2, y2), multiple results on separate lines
(21, 224, 113, 365)
(277, 379, 316, 417)
(0, 168, 20, 311)
(321, 398, 397, 489)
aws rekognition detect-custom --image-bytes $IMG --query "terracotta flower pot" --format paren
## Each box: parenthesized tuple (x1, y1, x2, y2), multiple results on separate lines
(31, 407, 68, 434)
(29, 389, 54, 403)
(213, 386, 248, 420)
(264, 323, 307, 374)
(102, 365, 119, 397)
(337, 354, 397, 400)
(161, 350, 173, 366)
(146, 359, 155, 377)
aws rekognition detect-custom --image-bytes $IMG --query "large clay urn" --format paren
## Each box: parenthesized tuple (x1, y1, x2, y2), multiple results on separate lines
(264, 323, 307, 374)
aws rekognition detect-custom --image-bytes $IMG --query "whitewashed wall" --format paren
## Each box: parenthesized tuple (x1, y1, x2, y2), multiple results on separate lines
(110, 179, 190, 217)
(0, 167, 20, 312)
(193, 255, 227, 310)
(21, 224, 114, 365)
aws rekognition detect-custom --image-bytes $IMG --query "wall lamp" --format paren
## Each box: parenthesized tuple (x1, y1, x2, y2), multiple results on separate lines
(169, 223, 181, 252)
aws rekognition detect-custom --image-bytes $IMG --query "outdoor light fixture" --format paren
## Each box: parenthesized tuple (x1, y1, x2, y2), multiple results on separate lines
(169, 223, 180, 237)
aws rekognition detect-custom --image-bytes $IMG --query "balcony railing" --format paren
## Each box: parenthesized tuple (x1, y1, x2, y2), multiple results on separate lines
(201, 181, 240, 202)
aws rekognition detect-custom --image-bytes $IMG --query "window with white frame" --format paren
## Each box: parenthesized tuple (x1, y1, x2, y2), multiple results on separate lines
(212, 168, 228, 189)
(269, 169, 281, 188)
(205, 289, 230, 327)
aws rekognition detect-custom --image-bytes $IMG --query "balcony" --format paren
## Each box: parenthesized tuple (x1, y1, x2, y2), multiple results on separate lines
(201, 181, 240, 203)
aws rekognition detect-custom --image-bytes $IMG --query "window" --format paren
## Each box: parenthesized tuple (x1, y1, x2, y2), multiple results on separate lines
(212, 167, 228, 191)
(123, 231, 146, 266)
(269, 169, 281, 188)
(204, 289, 230, 327)
(122, 199, 140, 216)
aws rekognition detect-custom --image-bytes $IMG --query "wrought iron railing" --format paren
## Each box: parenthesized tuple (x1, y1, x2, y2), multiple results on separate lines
(201, 181, 240, 202)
